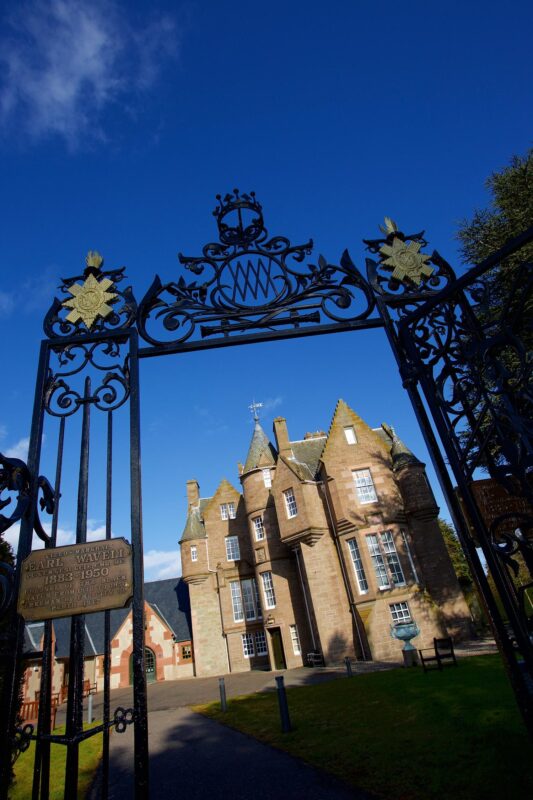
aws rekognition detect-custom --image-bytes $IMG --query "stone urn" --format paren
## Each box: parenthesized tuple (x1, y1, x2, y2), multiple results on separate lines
(391, 621, 420, 666)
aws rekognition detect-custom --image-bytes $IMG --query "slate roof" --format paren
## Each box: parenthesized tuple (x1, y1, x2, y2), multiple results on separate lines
(181, 505, 207, 542)
(243, 421, 277, 473)
(24, 578, 192, 659)
(289, 437, 327, 480)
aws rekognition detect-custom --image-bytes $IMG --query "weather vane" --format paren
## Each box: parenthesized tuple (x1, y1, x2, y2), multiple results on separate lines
(249, 400, 263, 422)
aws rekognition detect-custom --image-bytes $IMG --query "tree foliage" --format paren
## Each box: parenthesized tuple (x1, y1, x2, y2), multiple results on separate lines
(439, 518, 473, 587)
(457, 148, 533, 268)
(455, 149, 533, 472)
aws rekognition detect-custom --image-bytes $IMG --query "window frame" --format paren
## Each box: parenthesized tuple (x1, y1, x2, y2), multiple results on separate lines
(253, 515, 265, 541)
(260, 571, 276, 609)
(347, 538, 369, 594)
(190, 545, 198, 562)
(353, 469, 378, 504)
(230, 580, 244, 622)
(344, 426, 357, 445)
(283, 488, 298, 518)
(225, 535, 240, 561)
(289, 624, 301, 655)
(389, 601, 412, 623)
(366, 530, 406, 590)
(255, 630, 268, 656)
(262, 468, 272, 488)
(220, 502, 236, 520)
(242, 633, 255, 658)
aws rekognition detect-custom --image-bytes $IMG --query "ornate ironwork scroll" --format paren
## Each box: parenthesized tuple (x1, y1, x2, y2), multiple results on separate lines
(138, 190, 379, 354)
(369, 220, 533, 735)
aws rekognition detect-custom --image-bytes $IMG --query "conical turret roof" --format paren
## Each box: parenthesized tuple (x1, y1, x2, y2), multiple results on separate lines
(243, 420, 277, 474)
(384, 424, 423, 471)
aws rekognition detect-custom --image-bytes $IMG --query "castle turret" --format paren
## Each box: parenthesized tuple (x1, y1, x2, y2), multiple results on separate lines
(386, 426, 439, 521)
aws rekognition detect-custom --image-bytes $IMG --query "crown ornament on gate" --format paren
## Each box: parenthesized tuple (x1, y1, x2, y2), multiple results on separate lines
(212, 189, 264, 245)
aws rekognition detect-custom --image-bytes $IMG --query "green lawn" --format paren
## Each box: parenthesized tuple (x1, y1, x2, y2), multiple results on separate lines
(9, 724, 102, 800)
(195, 656, 533, 800)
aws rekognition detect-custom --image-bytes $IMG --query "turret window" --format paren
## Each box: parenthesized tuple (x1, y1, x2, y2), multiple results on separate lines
(260, 571, 276, 608)
(253, 516, 265, 541)
(344, 426, 357, 444)
(283, 488, 298, 518)
(190, 545, 198, 562)
(262, 469, 272, 488)
(220, 502, 236, 520)
(225, 536, 240, 561)
(353, 469, 378, 504)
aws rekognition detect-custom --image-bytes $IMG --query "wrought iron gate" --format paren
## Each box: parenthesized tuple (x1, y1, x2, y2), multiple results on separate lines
(0, 192, 532, 798)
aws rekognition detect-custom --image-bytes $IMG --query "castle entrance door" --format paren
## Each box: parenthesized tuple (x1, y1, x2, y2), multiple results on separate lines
(268, 628, 286, 671)
(1, 191, 532, 800)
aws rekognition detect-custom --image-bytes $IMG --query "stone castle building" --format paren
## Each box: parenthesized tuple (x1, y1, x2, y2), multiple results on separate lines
(180, 399, 472, 676)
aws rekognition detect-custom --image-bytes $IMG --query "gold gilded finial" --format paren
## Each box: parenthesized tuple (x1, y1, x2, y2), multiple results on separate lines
(85, 250, 104, 270)
(379, 217, 398, 236)
(62, 251, 117, 329)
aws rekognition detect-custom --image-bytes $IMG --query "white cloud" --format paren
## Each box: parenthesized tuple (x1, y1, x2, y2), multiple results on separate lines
(0, 424, 7, 441)
(144, 549, 181, 581)
(0, 292, 14, 317)
(5, 436, 30, 460)
(3, 514, 180, 582)
(0, 0, 179, 148)
(262, 396, 283, 412)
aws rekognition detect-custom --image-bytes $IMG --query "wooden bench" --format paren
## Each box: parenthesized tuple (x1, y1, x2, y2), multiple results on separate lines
(83, 679, 97, 697)
(20, 700, 57, 730)
(418, 637, 457, 672)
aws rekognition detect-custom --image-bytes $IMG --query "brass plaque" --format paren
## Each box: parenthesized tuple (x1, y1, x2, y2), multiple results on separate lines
(18, 538, 133, 620)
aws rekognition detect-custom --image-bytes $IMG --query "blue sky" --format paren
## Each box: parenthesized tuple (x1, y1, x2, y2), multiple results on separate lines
(1, 0, 531, 580)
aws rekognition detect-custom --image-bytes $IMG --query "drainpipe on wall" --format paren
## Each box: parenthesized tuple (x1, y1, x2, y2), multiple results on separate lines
(320, 481, 369, 661)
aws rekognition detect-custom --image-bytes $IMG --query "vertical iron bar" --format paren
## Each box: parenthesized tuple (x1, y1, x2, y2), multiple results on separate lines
(0, 340, 49, 800)
(64, 377, 91, 798)
(129, 332, 149, 798)
(102, 411, 113, 800)
(33, 417, 65, 800)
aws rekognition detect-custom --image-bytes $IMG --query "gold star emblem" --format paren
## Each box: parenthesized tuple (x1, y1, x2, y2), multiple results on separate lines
(379, 237, 434, 286)
(63, 273, 117, 329)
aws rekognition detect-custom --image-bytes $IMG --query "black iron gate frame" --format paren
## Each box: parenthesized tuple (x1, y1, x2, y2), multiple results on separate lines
(0, 191, 531, 800)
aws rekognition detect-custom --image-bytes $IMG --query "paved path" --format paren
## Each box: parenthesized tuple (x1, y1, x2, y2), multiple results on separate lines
(103, 706, 368, 800)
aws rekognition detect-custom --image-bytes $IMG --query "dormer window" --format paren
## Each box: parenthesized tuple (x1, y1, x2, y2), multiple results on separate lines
(220, 502, 236, 520)
(262, 469, 272, 488)
(344, 426, 357, 444)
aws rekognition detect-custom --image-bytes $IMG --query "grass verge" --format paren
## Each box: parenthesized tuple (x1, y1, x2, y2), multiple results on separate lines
(9, 723, 102, 800)
(194, 655, 533, 800)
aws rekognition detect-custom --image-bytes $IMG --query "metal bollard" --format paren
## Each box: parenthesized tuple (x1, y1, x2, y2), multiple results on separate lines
(344, 657, 353, 677)
(275, 676, 292, 733)
(219, 677, 227, 712)
(87, 693, 93, 724)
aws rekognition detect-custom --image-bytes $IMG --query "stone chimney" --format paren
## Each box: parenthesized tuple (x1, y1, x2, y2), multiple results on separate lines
(273, 417, 292, 456)
(186, 480, 200, 509)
